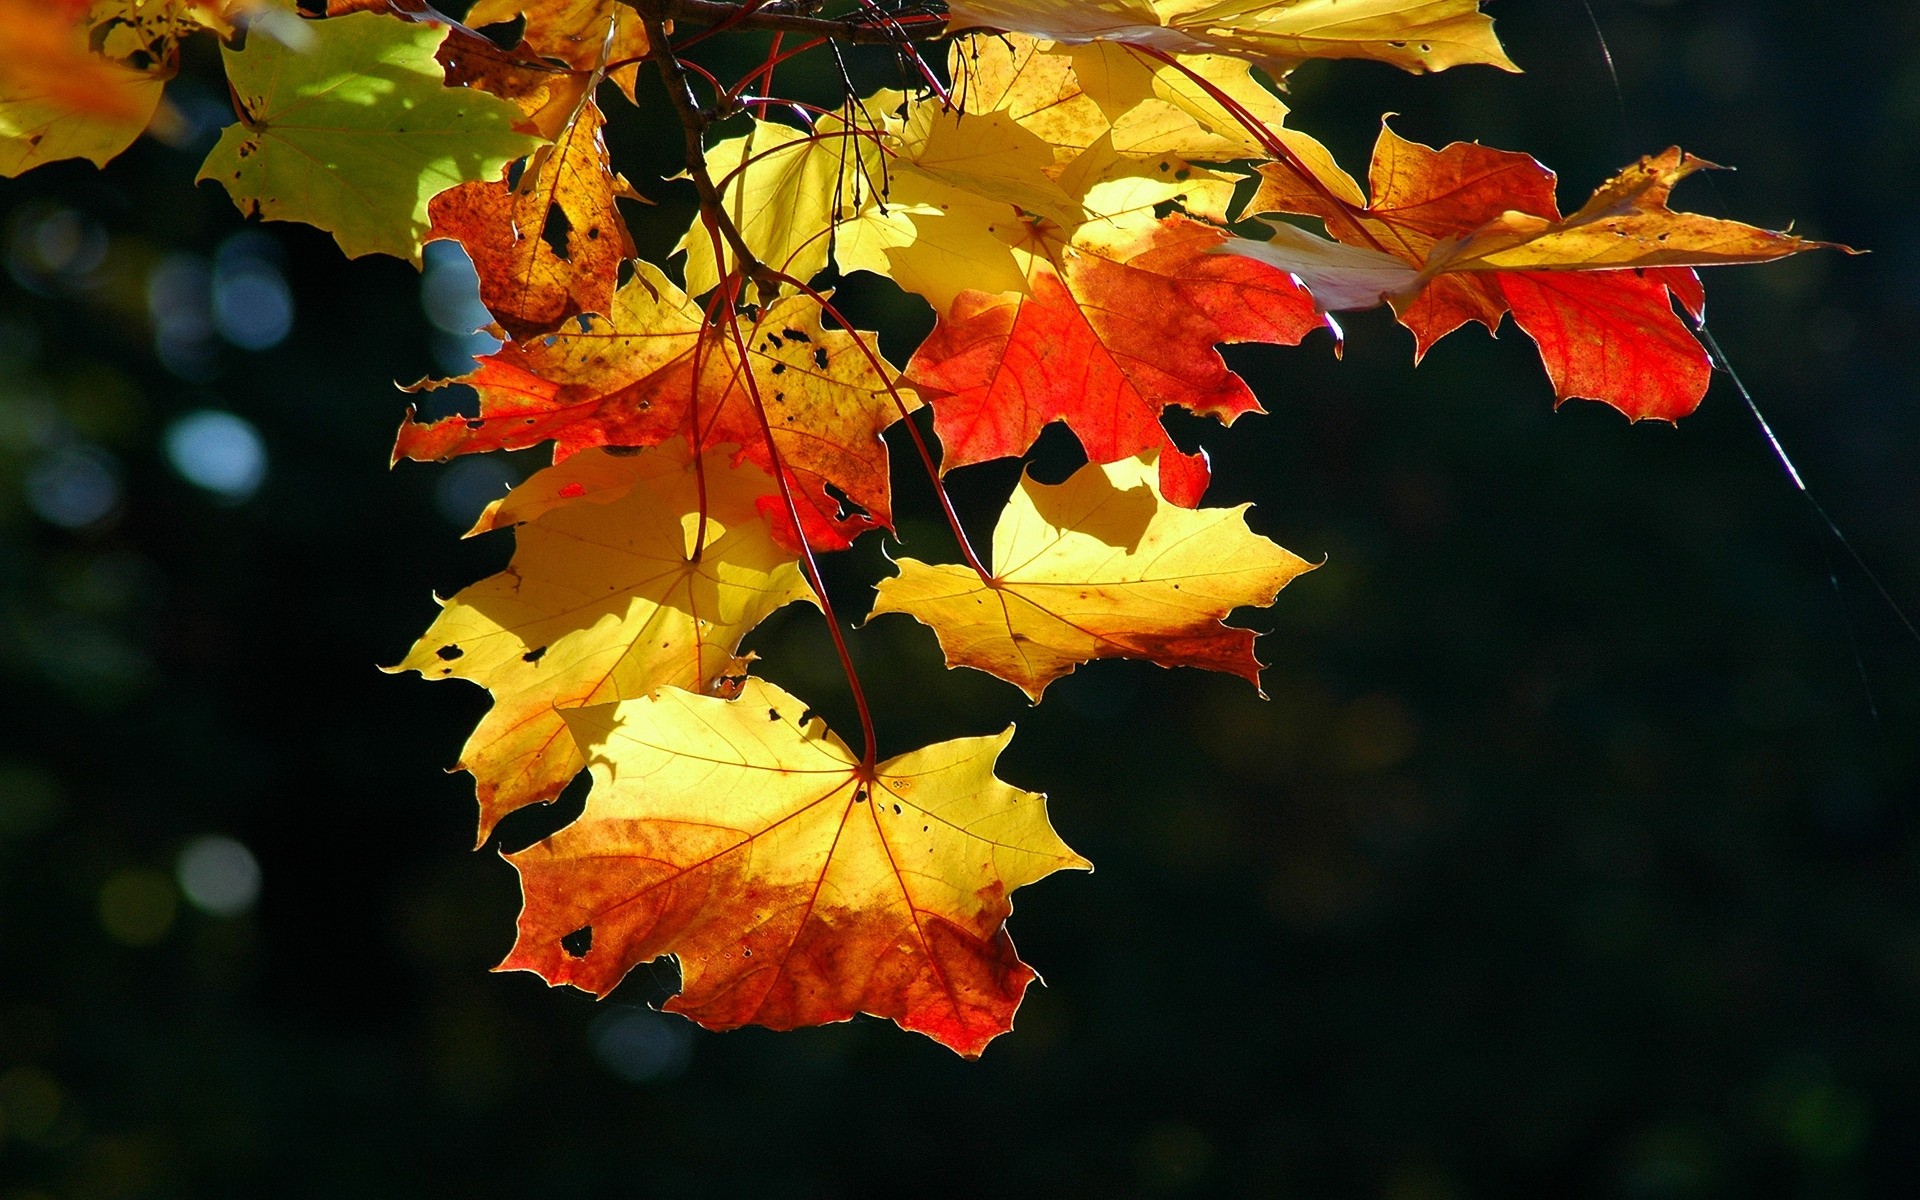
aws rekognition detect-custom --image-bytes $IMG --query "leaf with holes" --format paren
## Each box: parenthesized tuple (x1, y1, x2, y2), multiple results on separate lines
(0, 0, 170, 177)
(502, 677, 1089, 1057)
(388, 440, 815, 842)
(904, 212, 1323, 505)
(394, 260, 915, 550)
(428, 95, 638, 339)
(464, 0, 647, 101)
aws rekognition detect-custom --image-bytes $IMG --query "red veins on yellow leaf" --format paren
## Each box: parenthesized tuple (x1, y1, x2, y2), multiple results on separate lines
(871, 452, 1316, 701)
(394, 262, 915, 551)
(502, 678, 1089, 1057)
(388, 440, 815, 842)
(7, 0, 1850, 1057)
(906, 214, 1323, 507)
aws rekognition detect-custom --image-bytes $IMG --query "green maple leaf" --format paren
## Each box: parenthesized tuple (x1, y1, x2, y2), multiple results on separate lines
(197, 11, 543, 262)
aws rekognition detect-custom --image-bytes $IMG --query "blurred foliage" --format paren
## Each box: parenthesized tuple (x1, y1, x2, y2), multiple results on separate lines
(2, 1, 1918, 1196)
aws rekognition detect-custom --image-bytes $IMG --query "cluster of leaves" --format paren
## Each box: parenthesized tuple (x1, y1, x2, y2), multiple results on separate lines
(2, 0, 1838, 1056)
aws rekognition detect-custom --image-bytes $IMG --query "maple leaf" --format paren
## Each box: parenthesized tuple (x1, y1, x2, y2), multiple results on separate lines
(1231, 128, 1838, 420)
(953, 32, 1282, 165)
(675, 116, 884, 299)
(196, 9, 544, 261)
(428, 95, 638, 339)
(820, 64, 1268, 311)
(871, 451, 1313, 700)
(390, 441, 815, 841)
(394, 261, 914, 551)
(90, 0, 239, 57)
(501, 677, 1090, 1057)
(0, 0, 170, 177)
(945, 0, 1516, 75)
(465, 0, 647, 103)
(435, 26, 594, 141)
(904, 213, 1323, 505)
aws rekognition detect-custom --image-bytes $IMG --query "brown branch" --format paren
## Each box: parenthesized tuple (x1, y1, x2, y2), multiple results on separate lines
(619, 0, 950, 46)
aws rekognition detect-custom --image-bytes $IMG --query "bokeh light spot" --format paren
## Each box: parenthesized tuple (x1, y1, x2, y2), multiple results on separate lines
(589, 1008, 693, 1084)
(213, 232, 295, 351)
(147, 253, 216, 381)
(97, 869, 177, 947)
(25, 445, 121, 529)
(164, 409, 268, 502)
(176, 835, 262, 917)
(420, 241, 501, 373)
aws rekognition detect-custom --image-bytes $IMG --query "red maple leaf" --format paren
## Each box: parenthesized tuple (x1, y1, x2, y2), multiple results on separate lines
(1245, 127, 1714, 420)
(905, 214, 1324, 504)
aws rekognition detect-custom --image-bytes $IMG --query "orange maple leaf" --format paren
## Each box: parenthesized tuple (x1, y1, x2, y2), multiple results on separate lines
(394, 262, 913, 550)
(428, 96, 638, 339)
(502, 679, 1089, 1057)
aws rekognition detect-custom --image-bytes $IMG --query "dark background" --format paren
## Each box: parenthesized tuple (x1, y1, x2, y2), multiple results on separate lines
(3, 0, 1918, 1195)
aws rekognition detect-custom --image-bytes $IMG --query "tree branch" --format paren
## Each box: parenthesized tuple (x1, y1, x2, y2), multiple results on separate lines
(619, 0, 950, 47)
(631, 0, 781, 295)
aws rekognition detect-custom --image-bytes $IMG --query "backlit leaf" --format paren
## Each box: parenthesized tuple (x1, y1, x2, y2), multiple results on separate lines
(464, 0, 646, 101)
(428, 95, 637, 338)
(197, 10, 543, 261)
(905, 214, 1322, 504)
(394, 261, 915, 550)
(0, 0, 169, 177)
(946, 0, 1516, 75)
(872, 452, 1314, 700)
(391, 441, 815, 841)
(502, 677, 1090, 1057)
(1232, 128, 1839, 419)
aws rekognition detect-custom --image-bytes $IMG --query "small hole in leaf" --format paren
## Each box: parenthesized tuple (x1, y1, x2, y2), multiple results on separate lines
(561, 926, 593, 957)
(541, 204, 573, 259)
(436, 645, 464, 661)
(821, 482, 869, 524)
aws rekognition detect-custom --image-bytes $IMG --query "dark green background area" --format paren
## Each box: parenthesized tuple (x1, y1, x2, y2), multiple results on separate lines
(2, 1, 1917, 1195)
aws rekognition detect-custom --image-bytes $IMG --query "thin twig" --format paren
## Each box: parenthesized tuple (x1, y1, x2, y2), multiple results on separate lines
(618, 0, 948, 46)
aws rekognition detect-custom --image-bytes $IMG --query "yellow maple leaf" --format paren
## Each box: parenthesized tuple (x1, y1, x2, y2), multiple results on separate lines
(1422, 147, 1848, 277)
(0, 0, 169, 177)
(946, 0, 1517, 75)
(678, 99, 1094, 303)
(870, 452, 1315, 701)
(501, 677, 1090, 1057)
(957, 32, 1354, 190)
(390, 441, 816, 842)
